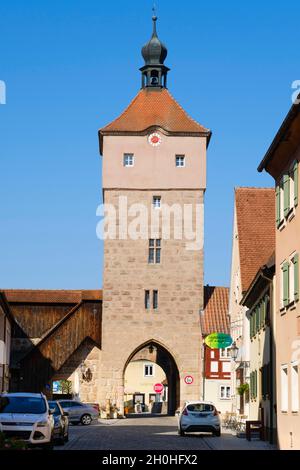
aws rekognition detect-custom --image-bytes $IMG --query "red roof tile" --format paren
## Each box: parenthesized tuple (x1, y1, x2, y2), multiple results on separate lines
(99, 88, 211, 154)
(4, 289, 102, 304)
(235, 187, 275, 293)
(202, 286, 230, 336)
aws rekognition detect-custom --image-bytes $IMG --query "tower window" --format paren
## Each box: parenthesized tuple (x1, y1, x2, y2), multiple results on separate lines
(144, 364, 154, 377)
(153, 196, 161, 208)
(124, 153, 134, 167)
(153, 290, 158, 310)
(145, 290, 150, 309)
(176, 155, 185, 167)
(148, 239, 161, 264)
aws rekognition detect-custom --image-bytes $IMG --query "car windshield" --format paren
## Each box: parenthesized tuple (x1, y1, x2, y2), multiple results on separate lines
(186, 403, 214, 413)
(48, 402, 60, 416)
(0, 396, 47, 414)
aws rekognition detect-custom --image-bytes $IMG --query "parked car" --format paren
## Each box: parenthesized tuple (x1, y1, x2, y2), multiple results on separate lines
(58, 400, 98, 425)
(85, 403, 100, 415)
(48, 400, 69, 445)
(0, 392, 54, 449)
(177, 401, 221, 437)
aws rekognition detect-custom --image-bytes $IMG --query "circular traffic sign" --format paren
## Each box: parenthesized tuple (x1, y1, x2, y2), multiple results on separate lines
(153, 383, 164, 393)
(184, 375, 194, 385)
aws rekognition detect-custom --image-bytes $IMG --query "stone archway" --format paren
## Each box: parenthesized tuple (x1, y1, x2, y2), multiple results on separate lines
(123, 340, 180, 415)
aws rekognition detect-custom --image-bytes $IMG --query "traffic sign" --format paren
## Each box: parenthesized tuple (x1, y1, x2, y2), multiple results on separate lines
(153, 383, 164, 393)
(184, 375, 194, 385)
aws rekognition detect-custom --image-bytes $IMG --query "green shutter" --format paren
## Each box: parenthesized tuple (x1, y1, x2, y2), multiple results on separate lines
(260, 301, 264, 328)
(262, 297, 267, 326)
(283, 173, 290, 217)
(255, 370, 258, 398)
(256, 305, 260, 332)
(294, 161, 299, 207)
(250, 372, 253, 398)
(276, 184, 281, 227)
(294, 254, 299, 302)
(283, 262, 290, 307)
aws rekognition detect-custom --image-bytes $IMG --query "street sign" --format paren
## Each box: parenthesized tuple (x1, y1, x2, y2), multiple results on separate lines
(184, 375, 194, 385)
(153, 383, 164, 393)
(205, 332, 233, 349)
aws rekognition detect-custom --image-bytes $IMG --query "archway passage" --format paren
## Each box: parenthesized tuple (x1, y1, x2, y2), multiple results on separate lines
(123, 341, 180, 416)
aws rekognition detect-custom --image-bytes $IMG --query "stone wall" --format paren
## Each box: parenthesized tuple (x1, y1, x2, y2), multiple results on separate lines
(99, 189, 204, 413)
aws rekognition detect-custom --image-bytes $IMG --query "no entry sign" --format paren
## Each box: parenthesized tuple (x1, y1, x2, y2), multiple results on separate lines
(184, 375, 194, 385)
(153, 383, 164, 393)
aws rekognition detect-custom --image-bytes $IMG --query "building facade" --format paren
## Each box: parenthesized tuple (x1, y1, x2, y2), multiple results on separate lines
(0, 292, 13, 393)
(201, 286, 232, 414)
(241, 255, 277, 444)
(258, 98, 300, 449)
(229, 188, 275, 417)
(98, 16, 211, 415)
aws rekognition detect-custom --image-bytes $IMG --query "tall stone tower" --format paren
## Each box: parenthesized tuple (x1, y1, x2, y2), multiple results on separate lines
(98, 16, 211, 415)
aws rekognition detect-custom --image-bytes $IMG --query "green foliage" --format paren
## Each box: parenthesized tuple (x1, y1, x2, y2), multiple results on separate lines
(58, 379, 73, 394)
(237, 383, 249, 396)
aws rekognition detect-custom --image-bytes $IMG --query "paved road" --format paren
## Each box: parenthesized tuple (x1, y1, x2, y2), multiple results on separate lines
(57, 415, 213, 450)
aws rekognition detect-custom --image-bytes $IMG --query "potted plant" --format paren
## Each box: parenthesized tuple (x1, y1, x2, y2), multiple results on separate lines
(237, 383, 249, 398)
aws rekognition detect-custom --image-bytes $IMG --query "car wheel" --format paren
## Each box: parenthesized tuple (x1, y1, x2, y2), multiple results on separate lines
(178, 428, 185, 436)
(81, 414, 92, 425)
(213, 429, 221, 437)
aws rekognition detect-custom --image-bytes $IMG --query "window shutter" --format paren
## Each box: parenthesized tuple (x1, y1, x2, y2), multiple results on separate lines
(256, 305, 260, 332)
(255, 370, 257, 398)
(294, 161, 299, 207)
(283, 173, 290, 217)
(283, 262, 290, 307)
(294, 254, 299, 302)
(260, 301, 264, 328)
(276, 185, 281, 227)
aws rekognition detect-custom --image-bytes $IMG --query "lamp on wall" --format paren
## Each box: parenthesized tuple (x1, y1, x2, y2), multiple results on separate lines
(148, 344, 154, 354)
(230, 342, 239, 361)
(80, 362, 93, 382)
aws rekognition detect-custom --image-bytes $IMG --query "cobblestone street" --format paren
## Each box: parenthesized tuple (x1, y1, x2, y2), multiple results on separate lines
(55, 415, 276, 451)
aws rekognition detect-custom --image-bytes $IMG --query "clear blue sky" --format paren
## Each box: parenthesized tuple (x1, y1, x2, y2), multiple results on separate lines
(0, 0, 299, 289)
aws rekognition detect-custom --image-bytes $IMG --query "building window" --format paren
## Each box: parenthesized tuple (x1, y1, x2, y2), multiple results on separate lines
(145, 290, 150, 310)
(220, 385, 231, 400)
(148, 239, 161, 264)
(153, 290, 158, 310)
(291, 363, 299, 412)
(280, 365, 289, 412)
(222, 362, 231, 373)
(123, 153, 134, 167)
(144, 364, 154, 377)
(220, 348, 230, 359)
(281, 256, 299, 308)
(292, 254, 299, 303)
(210, 351, 215, 359)
(276, 161, 299, 227)
(210, 361, 218, 373)
(153, 196, 161, 209)
(175, 155, 185, 167)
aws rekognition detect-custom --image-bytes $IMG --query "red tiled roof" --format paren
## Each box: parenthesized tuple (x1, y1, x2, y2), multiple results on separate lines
(3, 289, 102, 304)
(99, 88, 211, 154)
(235, 187, 275, 293)
(202, 286, 230, 336)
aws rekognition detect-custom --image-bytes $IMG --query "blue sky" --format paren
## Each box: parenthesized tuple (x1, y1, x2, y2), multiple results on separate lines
(0, 0, 299, 289)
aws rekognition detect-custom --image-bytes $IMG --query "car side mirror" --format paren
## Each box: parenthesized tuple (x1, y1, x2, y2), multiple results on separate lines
(49, 409, 54, 415)
(63, 412, 69, 417)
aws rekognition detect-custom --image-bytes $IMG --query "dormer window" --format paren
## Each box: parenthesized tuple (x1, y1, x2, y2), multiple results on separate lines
(124, 153, 134, 167)
(176, 155, 185, 167)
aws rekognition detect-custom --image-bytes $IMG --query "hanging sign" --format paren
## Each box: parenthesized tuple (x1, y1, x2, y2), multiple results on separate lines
(204, 332, 233, 350)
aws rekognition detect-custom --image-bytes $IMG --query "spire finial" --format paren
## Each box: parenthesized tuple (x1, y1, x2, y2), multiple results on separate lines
(152, 4, 157, 36)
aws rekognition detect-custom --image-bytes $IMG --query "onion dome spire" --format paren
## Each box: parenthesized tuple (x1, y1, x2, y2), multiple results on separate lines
(140, 14, 170, 89)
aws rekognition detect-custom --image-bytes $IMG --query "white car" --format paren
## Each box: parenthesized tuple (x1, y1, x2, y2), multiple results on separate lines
(177, 401, 221, 437)
(0, 392, 54, 449)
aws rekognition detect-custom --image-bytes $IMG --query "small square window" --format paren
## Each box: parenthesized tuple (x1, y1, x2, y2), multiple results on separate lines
(176, 155, 185, 167)
(144, 364, 154, 377)
(153, 196, 161, 208)
(124, 153, 134, 167)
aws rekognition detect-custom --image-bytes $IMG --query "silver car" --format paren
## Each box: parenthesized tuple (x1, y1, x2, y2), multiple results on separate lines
(178, 401, 221, 437)
(58, 400, 98, 425)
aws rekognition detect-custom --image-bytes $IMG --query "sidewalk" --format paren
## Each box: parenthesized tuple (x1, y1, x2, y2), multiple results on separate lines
(206, 429, 277, 450)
